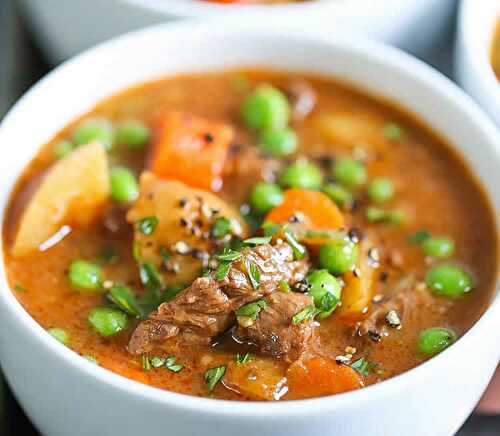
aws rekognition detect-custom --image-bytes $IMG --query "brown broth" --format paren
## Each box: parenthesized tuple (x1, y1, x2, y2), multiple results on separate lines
(3, 70, 498, 400)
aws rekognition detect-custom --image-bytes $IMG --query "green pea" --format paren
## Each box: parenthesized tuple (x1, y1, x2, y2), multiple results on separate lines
(332, 158, 367, 189)
(242, 85, 290, 131)
(88, 307, 127, 337)
(53, 140, 74, 159)
(367, 178, 395, 203)
(249, 183, 283, 214)
(259, 128, 297, 157)
(426, 264, 473, 298)
(307, 269, 341, 319)
(418, 327, 456, 355)
(323, 183, 354, 209)
(72, 117, 114, 151)
(279, 161, 323, 190)
(68, 260, 103, 291)
(47, 327, 69, 345)
(318, 239, 358, 275)
(422, 237, 454, 259)
(110, 167, 139, 203)
(115, 119, 150, 149)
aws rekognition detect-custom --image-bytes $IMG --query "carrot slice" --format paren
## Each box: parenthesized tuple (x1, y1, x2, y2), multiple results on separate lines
(150, 111, 234, 192)
(286, 357, 363, 399)
(265, 188, 344, 244)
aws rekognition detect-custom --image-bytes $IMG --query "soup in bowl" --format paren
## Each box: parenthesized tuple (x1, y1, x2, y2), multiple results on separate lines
(0, 20, 498, 436)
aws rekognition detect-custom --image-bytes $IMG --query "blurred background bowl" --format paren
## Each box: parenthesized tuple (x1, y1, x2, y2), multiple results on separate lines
(455, 0, 500, 127)
(19, 0, 455, 64)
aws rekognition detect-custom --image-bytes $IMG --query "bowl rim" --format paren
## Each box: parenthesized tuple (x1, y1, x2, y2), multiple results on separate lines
(457, 0, 500, 111)
(0, 18, 499, 417)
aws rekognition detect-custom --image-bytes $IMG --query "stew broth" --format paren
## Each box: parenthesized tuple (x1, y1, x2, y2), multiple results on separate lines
(3, 70, 498, 401)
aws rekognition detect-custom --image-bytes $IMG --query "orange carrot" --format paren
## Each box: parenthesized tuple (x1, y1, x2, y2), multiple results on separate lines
(265, 188, 344, 244)
(150, 111, 233, 192)
(286, 357, 363, 399)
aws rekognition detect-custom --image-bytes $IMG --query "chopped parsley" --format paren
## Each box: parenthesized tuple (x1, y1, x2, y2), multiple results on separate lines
(139, 262, 163, 291)
(137, 216, 158, 235)
(350, 357, 384, 376)
(142, 355, 184, 373)
(279, 279, 291, 293)
(261, 221, 281, 237)
(159, 246, 171, 262)
(243, 236, 272, 246)
(216, 248, 242, 262)
(283, 225, 307, 260)
(235, 353, 252, 365)
(14, 284, 26, 292)
(408, 229, 431, 244)
(204, 365, 227, 392)
(245, 260, 261, 289)
(108, 284, 143, 318)
(235, 299, 267, 321)
(165, 356, 184, 373)
(215, 261, 232, 280)
(211, 217, 232, 239)
(292, 305, 319, 324)
(319, 292, 338, 313)
(142, 355, 152, 371)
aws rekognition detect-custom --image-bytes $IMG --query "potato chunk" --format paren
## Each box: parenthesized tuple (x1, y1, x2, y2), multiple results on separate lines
(224, 358, 288, 401)
(12, 141, 109, 257)
(127, 172, 248, 286)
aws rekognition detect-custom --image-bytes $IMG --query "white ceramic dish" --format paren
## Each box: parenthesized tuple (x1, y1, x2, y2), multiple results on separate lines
(0, 19, 499, 436)
(454, 0, 500, 127)
(18, 0, 455, 63)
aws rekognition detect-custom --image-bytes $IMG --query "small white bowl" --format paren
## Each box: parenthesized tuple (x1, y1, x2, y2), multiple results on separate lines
(0, 19, 499, 436)
(18, 0, 455, 63)
(455, 0, 500, 126)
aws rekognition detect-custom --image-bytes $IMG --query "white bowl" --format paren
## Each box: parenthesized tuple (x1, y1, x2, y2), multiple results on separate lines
(454, 0, 500, 126)
(18, 0, 456, 63)
(0, 19, 499, 436)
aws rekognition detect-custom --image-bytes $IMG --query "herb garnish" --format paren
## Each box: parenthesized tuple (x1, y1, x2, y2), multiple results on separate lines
(245, 260, 261, 289)
(235, 299, 267, 321)
(243, 236, 272, 246)
(292, 305, 319, 324)
(205, 365, 227, 392)
(14, 284, 26, 292)
(216, 248, 242, 262)
(215, 261, 232, 280)
(137, 216, 159, 235)
(279, 279, 291, 293)
(159, 246, 171, 262)
(139, 262, 163, 291)
(164, 356, 184, 373)
(283, 225, 307, 260)
(142, 355, 152, 371)
(408, 229, 431, 244)
(235, 353, 252, 365)
(142, 356, 184, 372)
(108, 284, 143, 318)
(211, 217, 232, 238)
(261, 221, 281, 237)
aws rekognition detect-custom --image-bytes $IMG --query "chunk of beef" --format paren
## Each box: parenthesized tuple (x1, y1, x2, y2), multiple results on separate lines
(235, 291, 316, 362)
(355, 281, 433, 342)
(128, 242, 308, 355)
